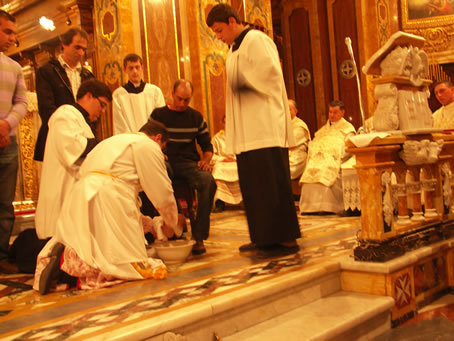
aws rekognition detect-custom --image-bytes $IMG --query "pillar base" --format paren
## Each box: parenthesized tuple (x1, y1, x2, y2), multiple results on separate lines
(354, 220, 454, 262)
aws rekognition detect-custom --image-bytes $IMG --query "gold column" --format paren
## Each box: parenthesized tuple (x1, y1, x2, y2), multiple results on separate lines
(184, 0, 273, 135)
(92, 0, 272, 137)
(92, 0, 140, 138)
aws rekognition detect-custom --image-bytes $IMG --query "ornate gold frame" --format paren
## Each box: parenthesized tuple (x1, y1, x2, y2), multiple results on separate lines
(401, 0, 454, 29)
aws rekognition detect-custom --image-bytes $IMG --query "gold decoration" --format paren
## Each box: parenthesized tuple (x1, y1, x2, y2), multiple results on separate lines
(377, 0, 390, 47)
(401, 0, 454, 30)
(408, 26, 454, 53)
(18, 111, 38, 201)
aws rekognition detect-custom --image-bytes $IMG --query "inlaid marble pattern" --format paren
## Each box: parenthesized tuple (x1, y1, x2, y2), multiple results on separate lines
(0, 209, 359, 340)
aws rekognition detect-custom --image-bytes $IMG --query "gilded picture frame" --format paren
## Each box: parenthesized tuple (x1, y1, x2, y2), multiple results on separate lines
(401, 0, 454, 29)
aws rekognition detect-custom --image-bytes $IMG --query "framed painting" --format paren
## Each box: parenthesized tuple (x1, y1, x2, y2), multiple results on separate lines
(401, 0, 454, 29)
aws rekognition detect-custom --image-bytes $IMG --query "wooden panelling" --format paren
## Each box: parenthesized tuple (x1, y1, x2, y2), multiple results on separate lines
(328, 0, 361, 130)
(142, 0, 179, 101)
(289, 7, 317, 136)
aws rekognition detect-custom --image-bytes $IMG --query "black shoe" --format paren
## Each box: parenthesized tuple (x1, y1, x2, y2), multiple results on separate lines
(192, 240, 206, 255)
(39, 242, 65, 295)
(239, 242, 258, 252)
(256, 244, 300, 259)
(212, 200, 225, 213)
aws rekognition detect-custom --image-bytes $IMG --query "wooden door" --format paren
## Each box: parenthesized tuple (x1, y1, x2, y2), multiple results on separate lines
(282, 0, 363, 134)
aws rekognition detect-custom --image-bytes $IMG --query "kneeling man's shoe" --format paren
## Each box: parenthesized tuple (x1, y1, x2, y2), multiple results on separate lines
(39, 243, 65, 295)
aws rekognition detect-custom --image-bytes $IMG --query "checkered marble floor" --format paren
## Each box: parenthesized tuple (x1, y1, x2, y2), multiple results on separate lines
(0, 208, 360, 340)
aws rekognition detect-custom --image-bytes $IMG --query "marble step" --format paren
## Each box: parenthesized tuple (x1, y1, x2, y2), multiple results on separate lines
(223, 291, 394, 341)
(105, 261, 345, 340)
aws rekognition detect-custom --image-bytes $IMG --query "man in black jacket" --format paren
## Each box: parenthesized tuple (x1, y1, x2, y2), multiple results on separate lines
(34, 28, 94, 161)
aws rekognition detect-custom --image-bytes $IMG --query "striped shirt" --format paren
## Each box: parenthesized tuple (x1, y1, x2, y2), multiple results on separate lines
(0, 53, 27, 136)
(151, 106, 213, 162)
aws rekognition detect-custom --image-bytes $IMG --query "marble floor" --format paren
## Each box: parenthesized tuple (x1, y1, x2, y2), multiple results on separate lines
(0, 207, 362, 340)
(2, 206, 454, 340)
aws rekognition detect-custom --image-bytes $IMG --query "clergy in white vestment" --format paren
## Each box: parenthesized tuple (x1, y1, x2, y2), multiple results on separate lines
(432, 80, 454, 129)
(35, 80, 112, 239)
(112, 53, 165, 135)
(34, 120, 182, 294)
(299, 100, 356, 214)
(288, 99, 311, 180)
(211, 115, 242, 212)
(207, 4, 301, 258)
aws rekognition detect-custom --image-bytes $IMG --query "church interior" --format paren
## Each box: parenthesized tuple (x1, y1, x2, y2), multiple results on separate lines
(3, 0, 454, 339)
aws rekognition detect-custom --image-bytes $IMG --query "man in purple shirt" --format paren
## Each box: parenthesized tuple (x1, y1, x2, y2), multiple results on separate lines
(0, 9, 27, 273)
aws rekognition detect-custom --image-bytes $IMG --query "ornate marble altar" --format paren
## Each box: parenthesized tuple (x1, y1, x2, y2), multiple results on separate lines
(344, 133, 454, 324)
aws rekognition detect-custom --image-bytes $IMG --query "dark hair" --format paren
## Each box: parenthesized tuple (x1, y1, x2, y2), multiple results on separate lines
(206, 3, 241, 27)
(61, 28, 88, 46)
(173, 79, 193, 93)
(0, 10, 15, 23)
(140, 119, 169, 142)
(329, 100, 345, 110)
(433, 79, 453, 88)
(123, 53, 143, 68)
(77, 79, 112, 102)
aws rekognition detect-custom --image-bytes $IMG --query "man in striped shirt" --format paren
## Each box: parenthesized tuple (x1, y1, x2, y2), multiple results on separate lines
(151, 80, 216, 255)
(0, 9, 27, 273)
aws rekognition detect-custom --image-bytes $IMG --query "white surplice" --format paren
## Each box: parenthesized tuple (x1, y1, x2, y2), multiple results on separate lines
(225, 29, 295, 155)
(40, 133, 177, 280)
(299, 118, 355, 213)
(289, 116, 311, 180)
(433, 101, 454, 129)
(211, 130, 242, 204)
(112, 84, 165, 134)
(35, 104, 94, 239)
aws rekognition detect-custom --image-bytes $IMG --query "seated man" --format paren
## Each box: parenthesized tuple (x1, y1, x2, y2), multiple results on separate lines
(35, 79, 112, 239)
(432, 80, 454, 129)
(288, 99, 311, 180)
(211, 115, 242, 212)
(34, 120, 182, 294)
(151, 80, 216, 255)
(299, 100, 355, 214)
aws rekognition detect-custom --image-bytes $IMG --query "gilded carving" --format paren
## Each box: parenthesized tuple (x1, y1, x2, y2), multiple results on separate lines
(14, 105, 40, 211)
(377, 0, 390, 46)
(97, 1, 119, 46)
(204, 53, 225, 77)
(102, 61, 122, 91)
(18, 112, 38, 200)
(410, 26, 454, 53)
(245, 0, 272, 36)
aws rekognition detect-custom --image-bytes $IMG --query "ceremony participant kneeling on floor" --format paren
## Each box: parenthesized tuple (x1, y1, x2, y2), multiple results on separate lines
(35, 79, 111, 240)
(34, 120, 183, 294)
